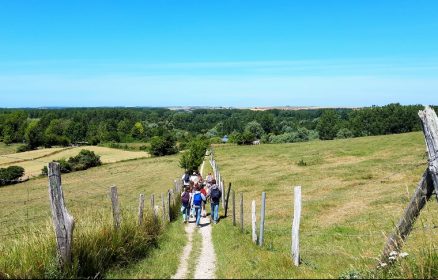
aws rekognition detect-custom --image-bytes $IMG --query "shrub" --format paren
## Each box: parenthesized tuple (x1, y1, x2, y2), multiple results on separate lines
(41, 150, 102, 176)
(0, 166, 25, 186)
(149, 135, 177, 157)
(336, 128, 354, 139)
(68, 150, 102, 171)
(16, 145, 32, 153)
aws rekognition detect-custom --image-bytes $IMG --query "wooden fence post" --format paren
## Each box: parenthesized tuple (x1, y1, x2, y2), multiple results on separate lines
(232, 190, 236, 226)
(292, 186, 302, 266)
(168, 190, 172, 222)
(48, 162, 74, 268)
(151, 194, 155, 211)
(138, 194, 145, 226)
(259, 192, 266, 247)
(240, 193, 244, 233)
(381, 170, 433, 262)
(161, 193, 166, 222)
(224, 183, 232, 217)
(110, 186, 121, 229)
(221, 180, 225, 209)
(418, 106, 438, 196)
(251, 200, 257, 244)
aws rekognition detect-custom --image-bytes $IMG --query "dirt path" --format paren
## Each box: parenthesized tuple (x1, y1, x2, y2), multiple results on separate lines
(172, 215, 217, 279)
(172, 223, 195, 279)
(194, 216, 217, 279)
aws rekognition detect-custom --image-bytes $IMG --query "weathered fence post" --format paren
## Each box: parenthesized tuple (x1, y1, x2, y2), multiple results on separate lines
(110, 186, 121, 229)
(259, 192, 266, 247)
(419, 106, 438, 196)
(251, 200, 257, 244)
(380, 106, 438, 263)
(240, 193, 244, 233)
(168, 190, 172, 222)
(138, 194, 145, 226)
(224, 183, 232, 217)
(381, 170, 433, 262)
(161, 193, 166, 222)
(48, 162, 74, 268)
(221, 180, 225, 209)
(151, 193, 155, 211)
(292, 186, 302, 266)
(232, 190, 236, 226)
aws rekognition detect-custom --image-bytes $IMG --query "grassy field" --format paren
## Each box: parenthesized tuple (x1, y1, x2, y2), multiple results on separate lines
(210, 132, 438, 278)
(0, 146, 149, 178)
(0, 143, 22, 156)
(0, 153, 182, 243)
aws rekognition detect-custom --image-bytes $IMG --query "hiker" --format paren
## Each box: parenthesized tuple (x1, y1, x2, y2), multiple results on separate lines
(181, 171, 190, 187)
(209, 179, 221, 224)
(200, 183, 208, 218)
(205, 172, 213, 187)
(189, 181, 196, 218)
(191, 183, 206, 228)
(180, 186, 191, 223)
(190, 171, 199, 184)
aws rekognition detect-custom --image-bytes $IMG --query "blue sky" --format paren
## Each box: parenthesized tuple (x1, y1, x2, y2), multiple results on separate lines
(0, 0, 437, 107)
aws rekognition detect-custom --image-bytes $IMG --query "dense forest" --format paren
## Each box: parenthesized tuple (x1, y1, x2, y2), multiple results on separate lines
(0, 104, 434, 152)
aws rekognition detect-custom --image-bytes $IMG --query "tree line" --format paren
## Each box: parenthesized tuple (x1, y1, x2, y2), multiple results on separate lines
(0, 104, 434, 152)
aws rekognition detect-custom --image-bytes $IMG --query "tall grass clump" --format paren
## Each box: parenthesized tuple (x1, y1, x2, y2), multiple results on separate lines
(0, 203, 183, 279)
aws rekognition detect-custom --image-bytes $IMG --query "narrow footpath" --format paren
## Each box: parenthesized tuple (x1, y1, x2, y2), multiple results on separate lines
(172, 158, 217, 279)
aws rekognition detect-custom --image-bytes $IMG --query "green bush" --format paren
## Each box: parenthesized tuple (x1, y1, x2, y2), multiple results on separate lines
(149, 135, 177, 157)
(16, 145, 31, 153)
(68, 150, 102, 171)
(41, 150, 102, 176)
(0, 166, 25, 186)
(179, 139, 208, 173)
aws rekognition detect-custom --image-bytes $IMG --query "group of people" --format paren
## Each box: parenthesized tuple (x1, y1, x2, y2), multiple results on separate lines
(180, 170, 222, 228)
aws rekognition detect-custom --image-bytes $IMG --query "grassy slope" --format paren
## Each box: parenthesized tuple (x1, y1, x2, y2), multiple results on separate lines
(0, 146, 149, 178)
(211, 132, 438, 278)
(0, 154, 182, 241)
(0, 143, 21, 156)
(106, 221, 187, 279)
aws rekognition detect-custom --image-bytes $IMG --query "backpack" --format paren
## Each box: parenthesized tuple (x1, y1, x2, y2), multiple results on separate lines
(183, 173, 190, 183)
(193, 193, 202, 207)
(181, 192, 190, 206)
(210, 188, 221, 203)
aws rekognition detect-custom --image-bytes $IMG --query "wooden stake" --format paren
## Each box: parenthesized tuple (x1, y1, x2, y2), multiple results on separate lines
(161, 193, 166, 222)
(151, 194, 155, 211)
(138, 194, 145, 226)
(251, 200, 257, 244)
(240, 193, 244, 233)
(292, 186, 302, 266)
(168, 190, 172, 222)
(381, 170, 433, 262)
(232, 190, 236, 226)
(259, 192, 266, 247)
(110, 186, 121, 229)
(48, 162, 74, 268)
(224, 183, 232, 217)
(418, 106, 438, 197)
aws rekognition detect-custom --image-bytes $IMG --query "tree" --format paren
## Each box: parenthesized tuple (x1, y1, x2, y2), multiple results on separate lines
(316, 110, 340, 140)
(149, 134, 177, 156)
(244, 121, 265, 139)
(179, 139, 208, 173)
(25, 120, 44, 149)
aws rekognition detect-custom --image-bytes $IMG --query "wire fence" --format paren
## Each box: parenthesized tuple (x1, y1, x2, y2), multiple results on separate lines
(209, 145, 438, 264)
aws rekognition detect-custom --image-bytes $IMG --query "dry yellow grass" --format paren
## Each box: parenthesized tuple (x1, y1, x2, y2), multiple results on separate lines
(0, 153, 182, 245)
(0, 146, 150, 178)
